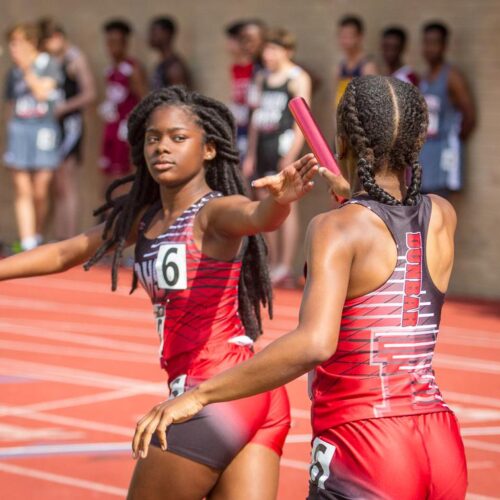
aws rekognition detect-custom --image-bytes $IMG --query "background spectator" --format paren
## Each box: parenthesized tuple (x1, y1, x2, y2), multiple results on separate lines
(244, 28, 312, 288)
(98, 19, 147, 200)
(3, 23, 62, 251)
(39, 18, 96, 239)
(149, 16, 191, 90)
(381, 26, 419, 85)
(419, 21, 476, 195)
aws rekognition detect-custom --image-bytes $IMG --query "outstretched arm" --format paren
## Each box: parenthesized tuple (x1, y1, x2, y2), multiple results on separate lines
(0, 209, 145, 281)
(132, 210, 354, 458)
(0, 224, 108, 281)
(200, 153, 318, 238)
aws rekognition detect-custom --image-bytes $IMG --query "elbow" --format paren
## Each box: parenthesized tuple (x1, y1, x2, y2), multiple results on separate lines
(304, 338, 338, 366)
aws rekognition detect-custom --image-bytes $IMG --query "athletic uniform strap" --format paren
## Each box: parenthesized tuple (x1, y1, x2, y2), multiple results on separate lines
(343, 194, 435, 287)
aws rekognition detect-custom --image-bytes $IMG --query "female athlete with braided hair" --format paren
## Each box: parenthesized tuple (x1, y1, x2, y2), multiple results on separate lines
(0, 86, 319, 499)
(135, 76, 467, 499)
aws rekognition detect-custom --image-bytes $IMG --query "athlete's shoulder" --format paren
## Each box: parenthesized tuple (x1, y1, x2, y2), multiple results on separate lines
(427, 194, 457, 230)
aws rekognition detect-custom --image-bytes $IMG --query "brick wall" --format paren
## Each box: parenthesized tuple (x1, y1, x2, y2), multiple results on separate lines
(1, 0, 499, 297)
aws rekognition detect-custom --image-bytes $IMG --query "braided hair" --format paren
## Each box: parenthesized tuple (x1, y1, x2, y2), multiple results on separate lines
(85, 86, 272, 339)
(337, 75, 428, 206)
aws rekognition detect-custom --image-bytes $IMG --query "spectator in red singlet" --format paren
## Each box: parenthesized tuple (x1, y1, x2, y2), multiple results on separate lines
(98, 19, 147, 199)
(0, 86, 319, 498)
(137, 76, 467, 500)
(224, 20, 254, 159)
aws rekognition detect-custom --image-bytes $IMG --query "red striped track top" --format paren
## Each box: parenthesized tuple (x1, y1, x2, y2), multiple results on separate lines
(311, 195, 451, 438)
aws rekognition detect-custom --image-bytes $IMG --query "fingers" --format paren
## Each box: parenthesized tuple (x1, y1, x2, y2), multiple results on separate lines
(294, 153, 315, 172)
(251, 173, 281, 190)
(155, 412, 174, 451)
(132, 408, 159, 459)
(318, 166, 338, 186)
(139, 412, 162, 459)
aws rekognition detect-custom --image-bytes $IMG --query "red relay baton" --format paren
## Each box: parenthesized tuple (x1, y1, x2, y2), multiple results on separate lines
(288, 97, 345, 202)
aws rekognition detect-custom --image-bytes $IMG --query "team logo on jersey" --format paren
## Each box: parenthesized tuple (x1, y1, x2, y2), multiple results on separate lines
(402, 232, 422, 326)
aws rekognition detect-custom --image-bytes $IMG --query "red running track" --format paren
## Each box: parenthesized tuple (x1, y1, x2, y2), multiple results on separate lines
(0, 267, 498, 499)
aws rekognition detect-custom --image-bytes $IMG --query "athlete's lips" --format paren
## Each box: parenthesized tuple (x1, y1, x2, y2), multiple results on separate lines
(152, 157, 176, 171)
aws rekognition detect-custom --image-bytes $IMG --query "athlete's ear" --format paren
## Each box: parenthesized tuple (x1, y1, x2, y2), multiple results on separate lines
(204, 141, 217, 161)
(335, 134, 348, 161)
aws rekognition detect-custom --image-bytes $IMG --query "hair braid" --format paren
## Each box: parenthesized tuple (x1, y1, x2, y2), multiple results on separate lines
(85, 86, 272, 338)
(337, 76, 428, 206)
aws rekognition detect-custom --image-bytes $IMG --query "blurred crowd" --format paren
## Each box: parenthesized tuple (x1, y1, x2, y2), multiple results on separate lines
(2, 14, 476, 287)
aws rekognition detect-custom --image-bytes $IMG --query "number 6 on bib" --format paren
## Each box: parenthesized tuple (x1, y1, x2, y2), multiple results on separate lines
(155, 244, 188, 290)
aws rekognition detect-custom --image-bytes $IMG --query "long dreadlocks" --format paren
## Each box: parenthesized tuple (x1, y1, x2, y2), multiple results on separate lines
(85, 86, 272, 339)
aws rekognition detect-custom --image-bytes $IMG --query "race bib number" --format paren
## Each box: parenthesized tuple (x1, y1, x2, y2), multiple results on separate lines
(155, 244, 187, 290)
(36, 127, 57, 151)
(425, 94, 441, 137)
(309, 437, 336, 490)
(153, 304, 166, 356)
(168, 374, 187, 400)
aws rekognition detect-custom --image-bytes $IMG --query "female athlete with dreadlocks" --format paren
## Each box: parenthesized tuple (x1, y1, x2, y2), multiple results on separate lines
(0, 86, 319, 499)
(133, 76, 467, 499)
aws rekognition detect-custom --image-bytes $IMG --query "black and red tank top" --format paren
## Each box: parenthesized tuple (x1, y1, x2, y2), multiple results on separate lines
(134, 192, 252, 383)
(311, 194, 451, 437)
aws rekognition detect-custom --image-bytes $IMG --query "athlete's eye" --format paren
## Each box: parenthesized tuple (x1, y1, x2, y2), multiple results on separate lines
(173, 135, 187, 142)
(146, 135, 159, 144)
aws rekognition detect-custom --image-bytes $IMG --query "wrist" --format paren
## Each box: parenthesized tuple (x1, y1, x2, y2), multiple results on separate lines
(193, 382, 210, 407)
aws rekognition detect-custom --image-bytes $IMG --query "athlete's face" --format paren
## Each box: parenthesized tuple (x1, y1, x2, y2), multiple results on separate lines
(144, 105, 216, 188)
(262, 43, 289, 71)
(240, 24, 264, 60)
(43, 33, 65, 56)
(381, 35, 404, 67)
(338, 25, 362, 54)
(422, 30, 446, 65)
(149, 25, 172, 50)
(8, 31, 38, 68)
(105, 31, 128, 61)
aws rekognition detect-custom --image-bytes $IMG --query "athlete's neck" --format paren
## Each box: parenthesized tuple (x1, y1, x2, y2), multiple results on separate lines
(158, 176, 211, 220)
(428, 58, 445, 75)
(386, 60, 403, 75)
(349, 165, 407, 202)
(344, 48, 364, 67)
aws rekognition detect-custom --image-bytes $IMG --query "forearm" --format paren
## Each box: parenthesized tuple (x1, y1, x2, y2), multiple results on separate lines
(0, 226, 108, 281)
(59, 91, 95, 115)
(24, 71, 55, 101)
(196, 328, 317, 405)
(0, 243, 70, 281)
(249, 195, 291, 232)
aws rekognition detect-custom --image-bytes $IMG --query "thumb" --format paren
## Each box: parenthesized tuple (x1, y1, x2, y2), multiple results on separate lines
(252, 174, 280, 189)
(318, 167, 339, 186)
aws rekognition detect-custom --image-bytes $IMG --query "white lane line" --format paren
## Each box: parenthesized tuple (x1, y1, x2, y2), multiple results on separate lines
(0, 296, 151, 322)
(466, 494, 500, 500)
(0, 461, 127, 497)
(280, 458, 309, 470)
(0, 441, 130, 458)
(0, 321, 155, 352)
(0, 406, 133, 437)
(460, 426, 500, 437)
(445, 391, 500, 410)
(434, 354, 500, 375)
(0, 358, 164, 392)
(466, 461, 495, 471)
(0, 317, 152, 338)
(463, 439, 500, 454)
(12, 275, 147, 298)
(0, 339, 155, 364)
(291, 408, 310, 419)
(285, 434, 311, 444)
(0, 387, 148, 418)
